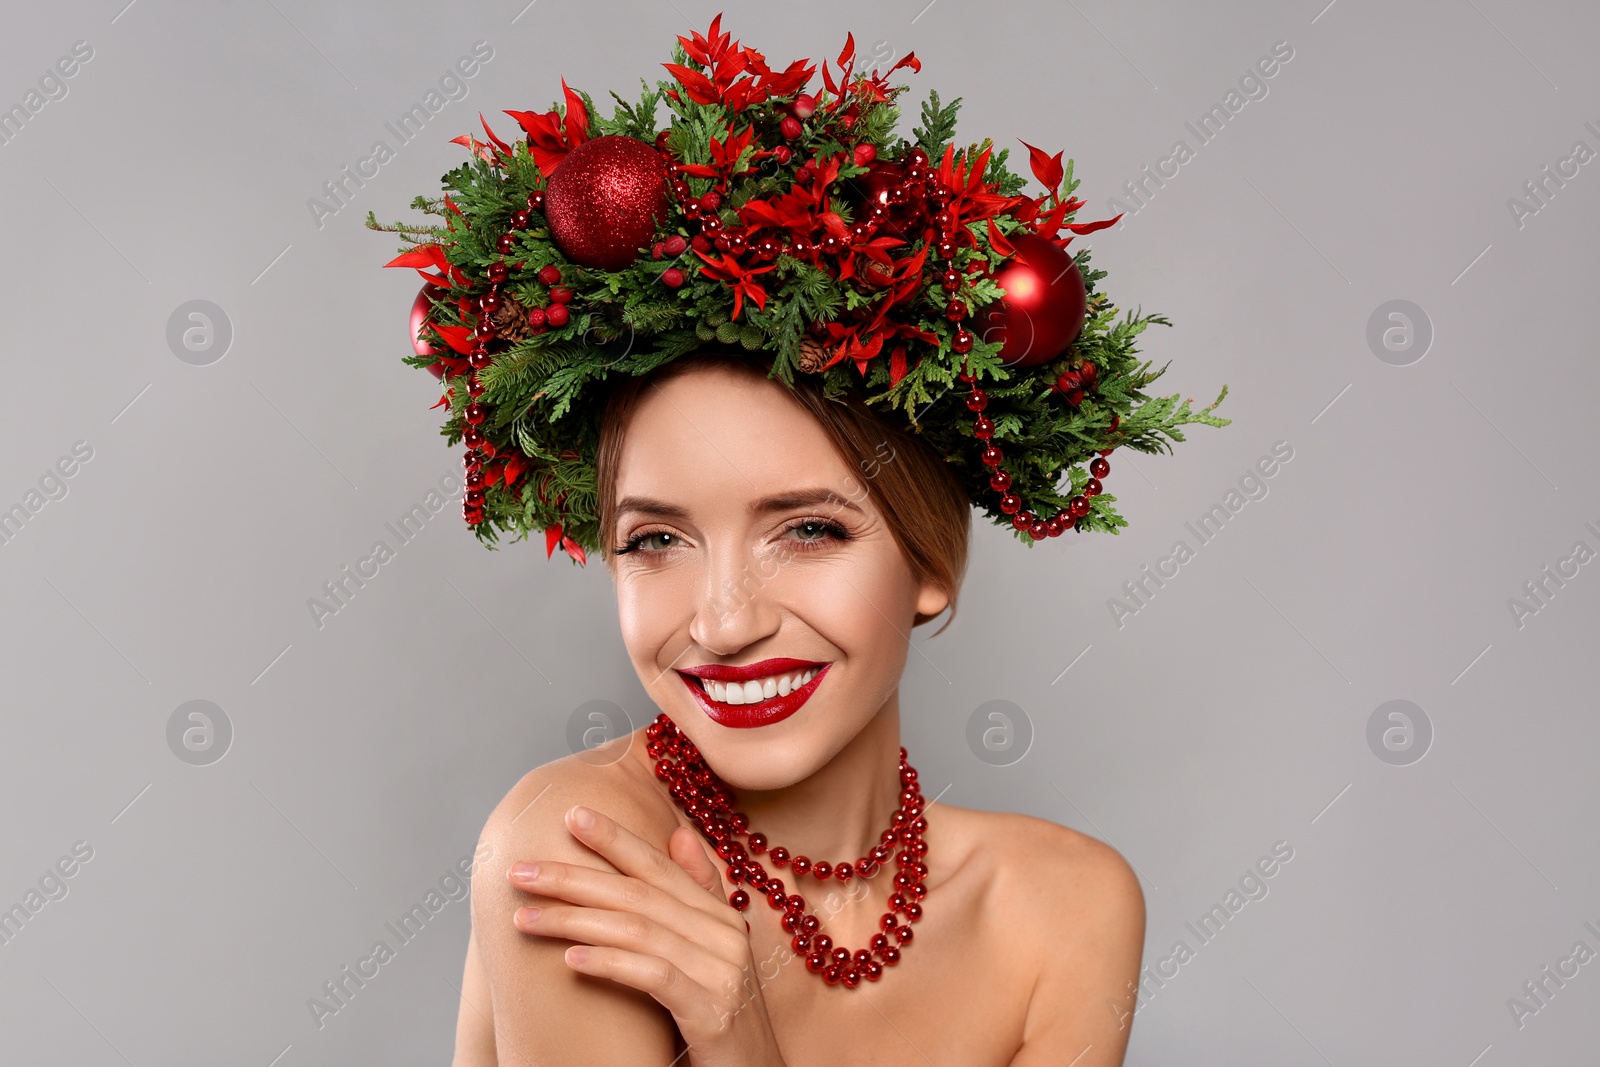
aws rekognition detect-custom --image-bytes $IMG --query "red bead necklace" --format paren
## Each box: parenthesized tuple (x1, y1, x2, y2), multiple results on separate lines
(646, 713, 929, 989)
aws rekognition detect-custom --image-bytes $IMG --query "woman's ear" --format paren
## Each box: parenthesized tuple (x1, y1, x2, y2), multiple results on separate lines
(914, 578, 950, 621)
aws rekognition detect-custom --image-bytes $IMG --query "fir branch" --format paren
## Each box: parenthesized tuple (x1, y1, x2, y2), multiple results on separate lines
(912, 88, 961, 155)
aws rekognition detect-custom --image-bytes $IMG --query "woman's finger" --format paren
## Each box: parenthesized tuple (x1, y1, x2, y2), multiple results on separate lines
(515, 903, 732, 993)
(669, 825, 723, 894)
(561, 944, 748, 1033)
(563, 805, 731, 916)
(508, 860, 744, 954)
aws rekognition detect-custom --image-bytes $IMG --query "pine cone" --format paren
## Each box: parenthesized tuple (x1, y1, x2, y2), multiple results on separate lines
(797, 337, 829, 374)
(489, 295, 533, 342)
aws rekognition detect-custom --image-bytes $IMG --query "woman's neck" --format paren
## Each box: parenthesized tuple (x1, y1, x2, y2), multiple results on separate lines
(718, 693, 905, 863)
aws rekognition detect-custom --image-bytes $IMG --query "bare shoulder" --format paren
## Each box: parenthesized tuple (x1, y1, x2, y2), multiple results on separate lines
(466, 733, 682, 1064)
(940, 805, 1144, 926)
(476, 734, 677, 872)
(936, 806, 1145, 1066)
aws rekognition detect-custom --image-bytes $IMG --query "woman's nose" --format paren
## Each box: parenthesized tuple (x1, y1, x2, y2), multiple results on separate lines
(688, 543, 783, 653)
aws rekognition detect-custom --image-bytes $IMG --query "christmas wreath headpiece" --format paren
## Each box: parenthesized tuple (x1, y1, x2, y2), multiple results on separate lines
(369, 12, 1229, 565)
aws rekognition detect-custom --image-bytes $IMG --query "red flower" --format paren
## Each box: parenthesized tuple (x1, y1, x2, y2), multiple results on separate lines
(384, 243, 467, 288)
(693, 249, 777, 321)
(663, 13, 815, 111)
(543, 523, 586, 565)
(504, 78, 592, 175)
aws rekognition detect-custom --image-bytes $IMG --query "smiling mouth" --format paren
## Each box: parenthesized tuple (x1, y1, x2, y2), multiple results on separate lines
(678, 664, 830, 728)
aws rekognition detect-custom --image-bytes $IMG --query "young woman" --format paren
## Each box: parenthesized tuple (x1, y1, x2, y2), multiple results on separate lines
(449, 350, 1145, 1067)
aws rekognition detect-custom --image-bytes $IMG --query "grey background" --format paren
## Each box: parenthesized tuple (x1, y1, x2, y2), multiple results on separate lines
(1, 0, 1595, 1063)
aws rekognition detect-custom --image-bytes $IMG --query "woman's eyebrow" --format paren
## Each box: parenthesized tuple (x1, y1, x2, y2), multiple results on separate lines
(616, 487, 863, 520)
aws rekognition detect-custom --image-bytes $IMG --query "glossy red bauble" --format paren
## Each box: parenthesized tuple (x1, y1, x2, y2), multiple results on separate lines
(410, 283, 449, 378)
(543, 135, 670, 270)
(981, 232, 1089, 369)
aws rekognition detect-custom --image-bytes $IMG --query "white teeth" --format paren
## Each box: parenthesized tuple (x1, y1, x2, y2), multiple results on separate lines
(701, 667, 818, 704)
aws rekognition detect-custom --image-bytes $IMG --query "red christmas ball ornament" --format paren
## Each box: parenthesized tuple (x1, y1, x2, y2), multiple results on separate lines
(410, 283, 449, 378)
(981, 232, 1089, 369)
(543, 135, 669, 270)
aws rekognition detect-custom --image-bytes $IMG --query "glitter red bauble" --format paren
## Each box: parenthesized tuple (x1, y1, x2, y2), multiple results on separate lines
(980, 232, 1089, 369)
(410, 283, 449, 378)
(543, 135, 669, 270)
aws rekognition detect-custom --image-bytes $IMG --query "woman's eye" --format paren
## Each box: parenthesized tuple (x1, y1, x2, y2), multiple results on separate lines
(784, 519, 848, 546)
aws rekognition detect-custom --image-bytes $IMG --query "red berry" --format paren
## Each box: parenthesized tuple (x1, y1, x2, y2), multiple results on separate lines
(853, 143, 876, 167)
(545, 304, 569, 327)
(662, 268, 684, 288)
(548, 287, 572, 304)
(701, 191, 722, 211)
(792, 94, 817, 119)
(538, 265, 562, 285)
(772, 144, 792, 165)
(780, 116, 802, 139)
(526, 306, 546, 327)
(663, 235, 687, 256)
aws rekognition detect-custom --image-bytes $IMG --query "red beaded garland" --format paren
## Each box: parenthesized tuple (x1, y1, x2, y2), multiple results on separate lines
(647, 713, 927, 989)
(958, 374, 1123, 541)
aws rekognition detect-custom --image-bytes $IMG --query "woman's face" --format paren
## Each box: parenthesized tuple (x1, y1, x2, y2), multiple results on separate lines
(608, 362, 950, 790)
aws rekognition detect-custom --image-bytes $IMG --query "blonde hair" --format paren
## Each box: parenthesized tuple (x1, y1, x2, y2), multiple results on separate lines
(595, 349, 971, 635)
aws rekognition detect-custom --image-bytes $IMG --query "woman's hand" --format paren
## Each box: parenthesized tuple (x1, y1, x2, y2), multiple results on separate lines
(507, 804, 788, 1067)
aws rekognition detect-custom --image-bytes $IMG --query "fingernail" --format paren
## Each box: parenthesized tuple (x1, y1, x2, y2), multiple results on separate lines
(571, 805, 596, 830)
(567, 946, 589, 965)
(509, 862, 541, 885)
(516, 906, 542, 924)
